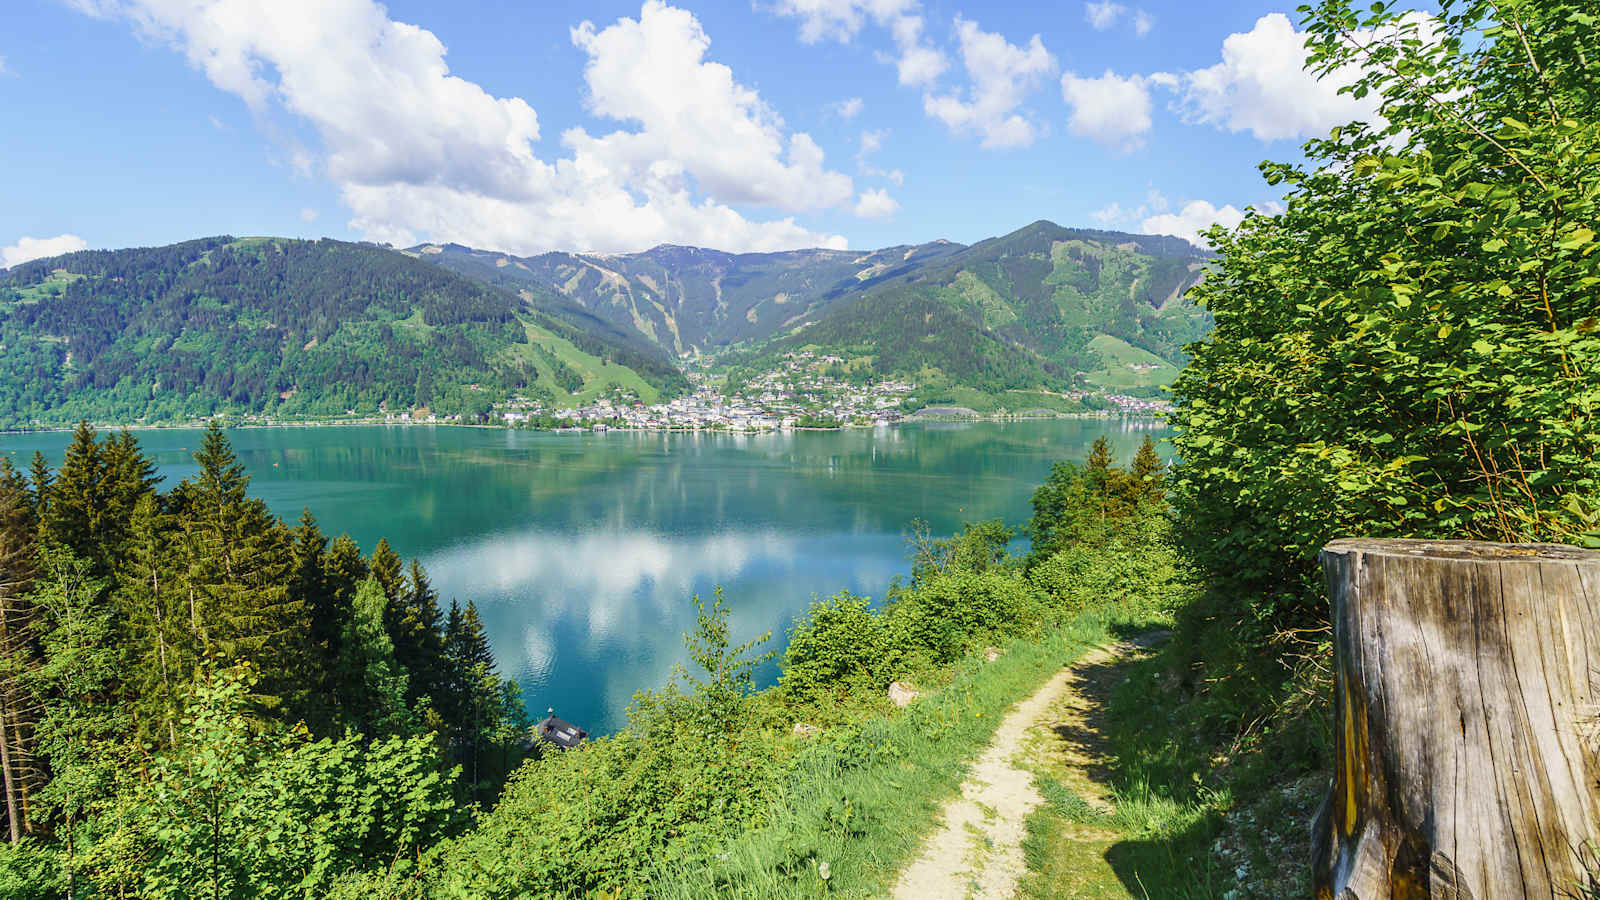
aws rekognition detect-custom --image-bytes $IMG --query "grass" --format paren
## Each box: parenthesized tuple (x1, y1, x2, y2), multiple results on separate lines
(649, 600, 1171, 900)
(506, 319, 662, 405)
(1014, 642, 1228, 900)
(1083, 335, 1177, 392)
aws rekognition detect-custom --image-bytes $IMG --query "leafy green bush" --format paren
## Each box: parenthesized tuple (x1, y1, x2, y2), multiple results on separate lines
(1171, 0, 1600, 626)
(77, 666, 460, 899)
(886, 571, 1040, 664)
(780, 591, 888, 702)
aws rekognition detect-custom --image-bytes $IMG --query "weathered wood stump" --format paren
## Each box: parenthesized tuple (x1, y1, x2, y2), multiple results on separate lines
(1313, 538, 1600, 899)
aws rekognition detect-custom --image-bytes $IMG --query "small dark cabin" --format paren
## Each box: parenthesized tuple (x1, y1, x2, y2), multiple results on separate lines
(532, 709, 588, 751)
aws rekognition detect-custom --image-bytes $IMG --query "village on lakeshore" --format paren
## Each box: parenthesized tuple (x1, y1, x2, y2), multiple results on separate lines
(385, 350, 1173, 432)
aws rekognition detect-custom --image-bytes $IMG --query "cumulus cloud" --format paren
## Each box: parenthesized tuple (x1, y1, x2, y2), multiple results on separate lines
(854, 188, 900, 219)
(1142, 200, 1245, 248)
(1133, 10, 1154, 36)
(923, 17, 1055, 149)
(772, 0, 946, 87)
(299, 207, 319, 223)
(2, 234, 89, 269)
(833, 96, 864, 118)
(1170, 12, 1383, 141)
(68, 0, 854, 253)
(1061, 69, 1152, 152)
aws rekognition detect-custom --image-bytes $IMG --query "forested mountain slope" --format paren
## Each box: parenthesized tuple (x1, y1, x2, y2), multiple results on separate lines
(0, 237, 686, 427)
(413, 222, 1210, 405)
(410, 239, 968, 356)
(725, 222, 1212, 401)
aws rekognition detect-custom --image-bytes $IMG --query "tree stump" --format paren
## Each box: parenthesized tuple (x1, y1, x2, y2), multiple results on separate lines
(1313, 538, 1600, 899)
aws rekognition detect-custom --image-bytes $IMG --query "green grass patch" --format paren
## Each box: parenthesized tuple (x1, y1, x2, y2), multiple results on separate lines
(507, 320, 662, 405)
(1083, 335, 1177, 392)
(650, 601, 1168, 900)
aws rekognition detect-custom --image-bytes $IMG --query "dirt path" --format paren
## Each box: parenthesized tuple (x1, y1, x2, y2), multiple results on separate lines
(890, 641, 1136, 900)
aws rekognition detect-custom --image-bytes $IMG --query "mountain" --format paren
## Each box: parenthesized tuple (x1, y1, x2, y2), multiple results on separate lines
(408, 239, 968, 356)
(0, 237, 687, 427)
(415, 221, 1211, 408)
(740, 221, 1213, 404)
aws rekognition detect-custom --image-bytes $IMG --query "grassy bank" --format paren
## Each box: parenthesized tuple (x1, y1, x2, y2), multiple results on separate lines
(652, 599, 1169, 899)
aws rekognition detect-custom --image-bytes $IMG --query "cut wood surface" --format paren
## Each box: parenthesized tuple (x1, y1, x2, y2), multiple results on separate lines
(1312, 538, 1600, 900)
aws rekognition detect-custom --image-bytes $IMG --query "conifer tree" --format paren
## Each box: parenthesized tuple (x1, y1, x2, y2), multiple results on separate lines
(27, 453, 52, 516)
(369, 538, 404, 605)
(40, 422, 104, 565)
(1128, 435, 1165, 506)
(174, 424, 305, 713)
(337, 578, 413, 737)
(116, 493, 186, 746)
(395, 559, 447, 708)
(0, 460, 40, 844)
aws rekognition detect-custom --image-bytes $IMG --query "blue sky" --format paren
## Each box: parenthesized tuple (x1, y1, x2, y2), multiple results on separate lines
(0, 0, 1384, 262)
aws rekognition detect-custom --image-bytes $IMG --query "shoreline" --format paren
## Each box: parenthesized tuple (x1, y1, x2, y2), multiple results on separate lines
(0, 409, 1170, 437)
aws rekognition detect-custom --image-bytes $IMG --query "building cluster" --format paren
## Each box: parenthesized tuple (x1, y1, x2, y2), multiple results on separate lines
(1104, 393, 1173, 414)
(496, 351, 918, 432)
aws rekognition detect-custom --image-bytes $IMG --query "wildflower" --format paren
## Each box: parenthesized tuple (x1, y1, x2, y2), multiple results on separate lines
(818, 860, 831, 881)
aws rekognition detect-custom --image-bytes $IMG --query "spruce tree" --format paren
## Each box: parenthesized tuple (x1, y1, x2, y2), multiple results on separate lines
(336, 578, 413, 737)
(174, 424, 306, 713)
(115, 493, 187, 747)
(369, 538, 404, 605)
(40, 422, 104, 564)
(27, 452, 52, 516)
(1129, 435, 1165, 506)
(0, 460, 40, 844)
(395, 559, 447, 709)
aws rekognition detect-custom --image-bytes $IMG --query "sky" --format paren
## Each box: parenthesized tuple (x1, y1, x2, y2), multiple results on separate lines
(0, 0, 1387, 264)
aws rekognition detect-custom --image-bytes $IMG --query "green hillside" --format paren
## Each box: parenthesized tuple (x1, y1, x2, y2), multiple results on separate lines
(0, 237, 686, 427)
(725, 222, 1211, 404)
(411, 240, 968, 356)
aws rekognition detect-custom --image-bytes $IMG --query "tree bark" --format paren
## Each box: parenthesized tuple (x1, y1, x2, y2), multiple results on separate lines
(1313, 538, 1600, 899)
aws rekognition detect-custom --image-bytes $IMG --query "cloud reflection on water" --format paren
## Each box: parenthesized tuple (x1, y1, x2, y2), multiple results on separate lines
(423, 526, 904, 732)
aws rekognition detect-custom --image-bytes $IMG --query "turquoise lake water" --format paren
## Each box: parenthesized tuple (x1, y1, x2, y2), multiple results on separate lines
(1, 419, 1170, 733)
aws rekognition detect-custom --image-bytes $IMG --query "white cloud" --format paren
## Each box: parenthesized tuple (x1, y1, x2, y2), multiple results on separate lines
(833, 96, 864, 118)
(1134, 10, 1154, 37)
(1142, 200, 1245, 248)
(1170, 12, 1383, 141)
(2, 234, 89, 269)
(299, 207, 319, 223)
(1091, 202, 1129, 225)
(570, 4, 854, 212)
(924, 17, 1055, 149)
(69, 0, 852, 253)
(1060, 70, 1152, 153)
(1085, 1, 1125, 31)
(1090, 187, 1167, 227)
(0, 57, 8, 75)
(854, 188, 900, 219)
(855, 129, 904, 185)
(772, 0, 946, 87)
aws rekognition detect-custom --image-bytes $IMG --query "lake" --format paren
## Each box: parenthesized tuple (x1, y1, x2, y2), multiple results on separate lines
(1, 419, 1170, 733)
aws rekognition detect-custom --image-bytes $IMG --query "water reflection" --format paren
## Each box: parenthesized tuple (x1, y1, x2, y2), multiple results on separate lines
(1, 419, 1171, 733)
(428, 527, 905, 732)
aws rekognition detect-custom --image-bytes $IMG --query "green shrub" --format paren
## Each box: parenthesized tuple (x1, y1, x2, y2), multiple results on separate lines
(780, 591, 888, 702)
(886, 571, 1039, 663)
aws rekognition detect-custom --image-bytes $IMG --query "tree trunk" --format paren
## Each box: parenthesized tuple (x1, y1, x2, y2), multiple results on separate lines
(1313, 538, 1600, 899)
